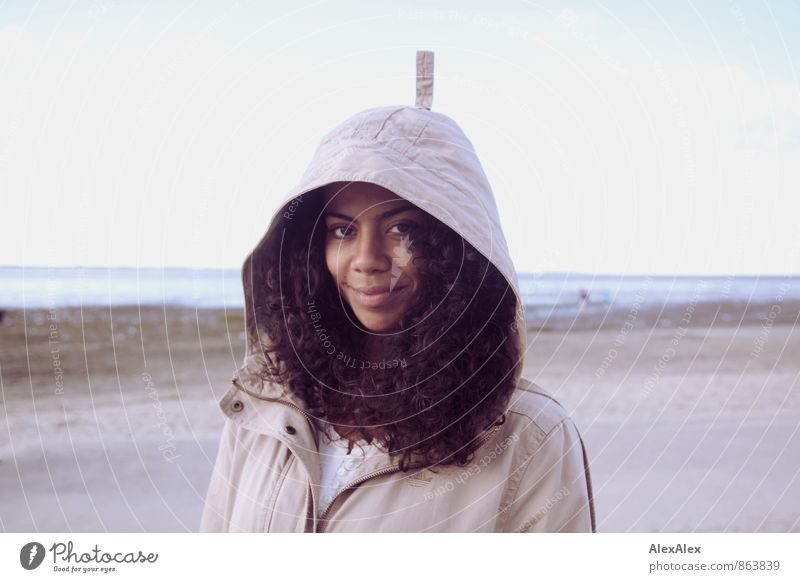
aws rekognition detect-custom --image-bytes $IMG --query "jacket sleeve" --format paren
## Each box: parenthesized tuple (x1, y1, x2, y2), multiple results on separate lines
(198, 417, 238, 532)
(503, 418, 596, 533)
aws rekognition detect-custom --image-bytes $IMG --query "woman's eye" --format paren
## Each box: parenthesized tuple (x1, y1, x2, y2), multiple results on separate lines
(390, 222, 414, 235)
(328, 223, 414, 238)
(329, 225, 355, 238)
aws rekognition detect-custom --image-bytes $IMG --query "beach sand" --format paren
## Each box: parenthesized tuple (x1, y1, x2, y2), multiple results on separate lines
(1, 303, 798, 532)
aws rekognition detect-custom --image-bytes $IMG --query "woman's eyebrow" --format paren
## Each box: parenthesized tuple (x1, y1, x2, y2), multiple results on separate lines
(323, 203, 419, 222)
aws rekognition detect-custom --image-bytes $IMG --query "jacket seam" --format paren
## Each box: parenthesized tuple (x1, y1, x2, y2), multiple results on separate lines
(313, 140, 475, 206)
(265, 454, 295, 532)
(577, 428, 597, 533)
(372, 106, 407, 139)
(506, 409, 564, 440)
(503, 417, 575, 532)
(408, 119, 431, 149)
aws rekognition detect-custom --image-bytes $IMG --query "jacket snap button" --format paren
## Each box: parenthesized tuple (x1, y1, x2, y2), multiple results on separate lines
(231, 400, 244, 413)
(285, 425, 297, 435)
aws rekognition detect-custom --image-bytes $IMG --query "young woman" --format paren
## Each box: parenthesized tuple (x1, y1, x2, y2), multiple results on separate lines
(199, 51, 595, 533)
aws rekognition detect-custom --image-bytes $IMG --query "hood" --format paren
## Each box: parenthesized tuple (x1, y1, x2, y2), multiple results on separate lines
(234, 51, 527, 405)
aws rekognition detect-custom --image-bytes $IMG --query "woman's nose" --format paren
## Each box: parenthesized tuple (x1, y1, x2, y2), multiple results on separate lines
(351, 229, 390, 273)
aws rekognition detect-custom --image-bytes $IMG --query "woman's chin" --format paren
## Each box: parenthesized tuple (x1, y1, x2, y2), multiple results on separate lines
(356, 316, 398, 333)
(343, 300, 398, 332)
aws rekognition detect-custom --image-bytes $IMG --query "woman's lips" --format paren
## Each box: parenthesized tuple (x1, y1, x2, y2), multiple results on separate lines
(348, 285, 408, 309)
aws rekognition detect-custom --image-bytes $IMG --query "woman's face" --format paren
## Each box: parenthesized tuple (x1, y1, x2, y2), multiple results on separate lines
(322, 182, 426, 333)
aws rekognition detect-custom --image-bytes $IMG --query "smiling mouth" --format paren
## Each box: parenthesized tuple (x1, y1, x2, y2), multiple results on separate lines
(348, 285, 408, 309)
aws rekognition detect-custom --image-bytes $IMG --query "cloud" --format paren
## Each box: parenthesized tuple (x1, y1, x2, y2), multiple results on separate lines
(0, 24, 37, 59)
(738, 108, 800, 152)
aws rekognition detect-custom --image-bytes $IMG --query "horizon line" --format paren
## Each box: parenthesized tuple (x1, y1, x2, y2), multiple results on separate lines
(0, 265, 797, 278)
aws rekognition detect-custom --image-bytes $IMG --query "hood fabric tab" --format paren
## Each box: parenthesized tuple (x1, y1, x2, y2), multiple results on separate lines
(415, 50, 434, 110)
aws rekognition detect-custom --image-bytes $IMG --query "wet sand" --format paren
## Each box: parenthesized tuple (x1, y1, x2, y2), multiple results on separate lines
(1, 303, 798, 532)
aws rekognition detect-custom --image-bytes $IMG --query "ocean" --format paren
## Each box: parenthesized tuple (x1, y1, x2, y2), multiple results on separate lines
(1, 266, 797, 330)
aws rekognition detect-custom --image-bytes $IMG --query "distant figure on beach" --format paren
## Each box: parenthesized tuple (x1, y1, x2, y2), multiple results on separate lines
(199, 51, 595, 533)
(578, 288, 590, 314)
(0, 309, 5, 325)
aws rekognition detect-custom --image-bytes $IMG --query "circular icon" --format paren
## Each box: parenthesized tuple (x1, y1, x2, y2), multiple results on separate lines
(20, 542, 46, 570)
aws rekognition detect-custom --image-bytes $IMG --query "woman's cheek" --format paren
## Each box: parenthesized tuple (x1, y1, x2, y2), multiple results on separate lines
(324, 247, 341, 280)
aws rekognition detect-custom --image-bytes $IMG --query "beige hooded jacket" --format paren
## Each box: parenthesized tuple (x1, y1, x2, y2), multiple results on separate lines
(199, 51, 596, 533)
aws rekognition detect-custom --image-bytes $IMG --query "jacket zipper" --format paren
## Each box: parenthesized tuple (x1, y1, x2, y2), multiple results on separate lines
(316, 423, 502, 532)
(231, 377, 321, 531)
(231, 379, 503, 533)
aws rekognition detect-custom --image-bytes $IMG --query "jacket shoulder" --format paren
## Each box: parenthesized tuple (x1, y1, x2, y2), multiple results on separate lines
(497, 378, 595, 532)
(504, 376, 573, 439)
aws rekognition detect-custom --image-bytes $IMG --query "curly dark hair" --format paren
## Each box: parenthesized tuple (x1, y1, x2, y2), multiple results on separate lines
(253, 187, 521, 472)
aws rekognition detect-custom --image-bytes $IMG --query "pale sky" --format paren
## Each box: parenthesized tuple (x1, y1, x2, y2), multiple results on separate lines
(1, 0, 799, 275)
